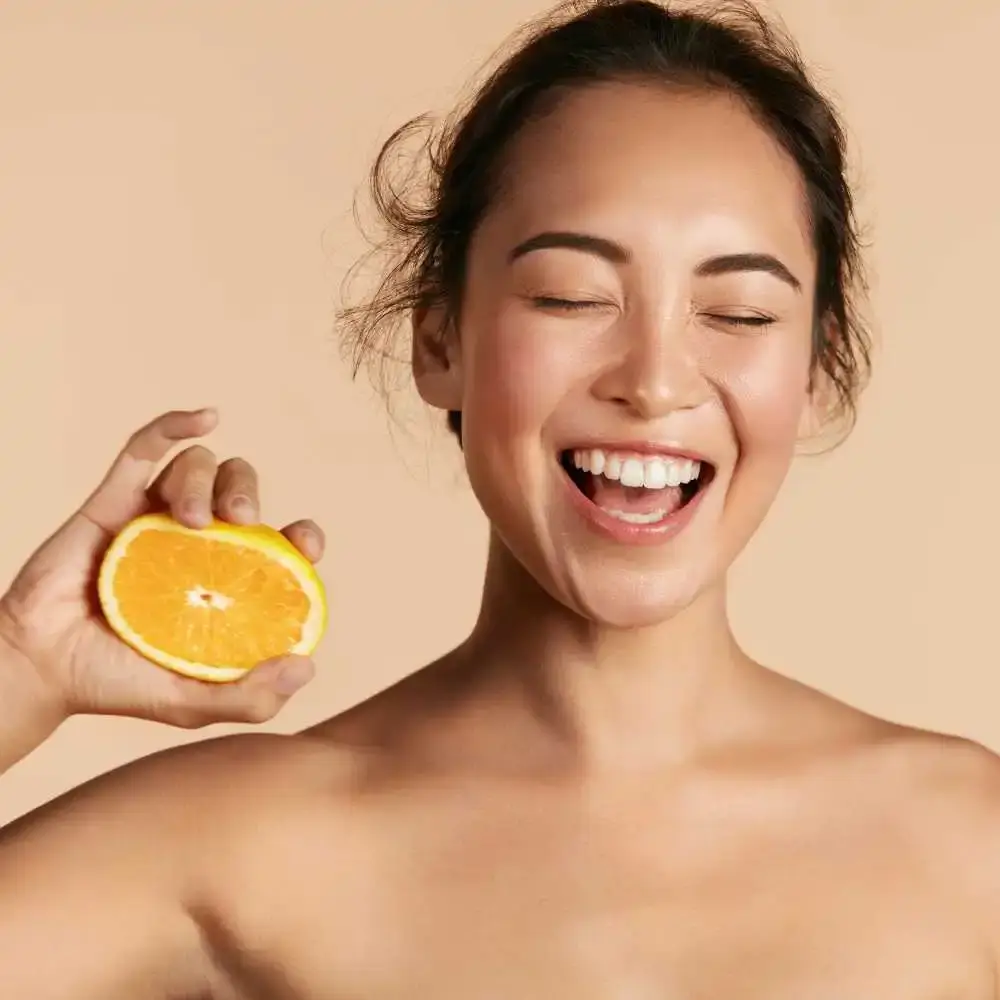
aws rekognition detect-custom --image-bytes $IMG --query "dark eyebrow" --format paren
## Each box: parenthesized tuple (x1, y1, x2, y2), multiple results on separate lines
(508, 233, 801, 292)
(695, 253, 801, 292)
(507, 231, 631, 265)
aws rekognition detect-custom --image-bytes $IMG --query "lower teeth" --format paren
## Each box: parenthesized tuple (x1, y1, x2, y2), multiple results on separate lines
(604, 508, 669, 525)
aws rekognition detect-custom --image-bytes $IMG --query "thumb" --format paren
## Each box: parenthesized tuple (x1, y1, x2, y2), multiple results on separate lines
(159, 656, 317, 729)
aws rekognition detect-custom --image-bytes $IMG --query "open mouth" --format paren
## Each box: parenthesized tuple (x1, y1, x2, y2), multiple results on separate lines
(559, 447, 716, 527)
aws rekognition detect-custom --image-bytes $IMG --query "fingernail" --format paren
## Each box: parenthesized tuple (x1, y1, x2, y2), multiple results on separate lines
(181, 500, 211, 528)
(230, 497, 255, 522)
(275, 659, 314, 695)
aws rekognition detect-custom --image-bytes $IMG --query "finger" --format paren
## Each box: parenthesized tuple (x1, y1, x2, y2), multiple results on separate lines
(159, 656, 316, 728)
(281, 519, 325, 563)
(212, 458, 260, 525)
(150, 445, 219, 529)
(81, 408, 219, 535)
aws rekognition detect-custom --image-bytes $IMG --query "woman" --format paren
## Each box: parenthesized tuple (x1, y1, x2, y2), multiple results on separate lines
(1, 1, 998, 997)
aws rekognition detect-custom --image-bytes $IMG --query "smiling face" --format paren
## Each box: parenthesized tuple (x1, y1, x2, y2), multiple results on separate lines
(415, 81, 820, 628)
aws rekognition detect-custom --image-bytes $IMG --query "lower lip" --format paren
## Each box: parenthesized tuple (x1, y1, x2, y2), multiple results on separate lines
(560, 466, 708, 547)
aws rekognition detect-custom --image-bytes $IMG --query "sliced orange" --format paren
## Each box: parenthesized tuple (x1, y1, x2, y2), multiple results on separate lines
(97, 513, 327, 683)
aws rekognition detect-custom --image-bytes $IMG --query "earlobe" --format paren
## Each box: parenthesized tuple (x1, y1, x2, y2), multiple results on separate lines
(412, 304, 463, 411)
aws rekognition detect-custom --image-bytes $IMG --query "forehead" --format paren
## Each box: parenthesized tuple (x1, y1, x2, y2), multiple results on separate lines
(483, 81, 813, 267)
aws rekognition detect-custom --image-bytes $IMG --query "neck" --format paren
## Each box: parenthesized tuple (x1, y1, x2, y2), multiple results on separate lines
(458, 531, 765, 774)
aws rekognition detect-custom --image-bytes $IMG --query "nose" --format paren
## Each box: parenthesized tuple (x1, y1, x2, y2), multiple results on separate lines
(591, 308, 710, 420)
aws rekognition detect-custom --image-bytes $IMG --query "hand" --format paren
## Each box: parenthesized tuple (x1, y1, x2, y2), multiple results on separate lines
(0, 409, 322, 729)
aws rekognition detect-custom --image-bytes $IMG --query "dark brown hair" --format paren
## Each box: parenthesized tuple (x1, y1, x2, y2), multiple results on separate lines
(338, 0, 871, 443)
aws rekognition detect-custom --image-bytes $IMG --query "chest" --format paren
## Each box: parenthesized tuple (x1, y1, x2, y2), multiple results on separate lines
(210, 808, 992, 1000)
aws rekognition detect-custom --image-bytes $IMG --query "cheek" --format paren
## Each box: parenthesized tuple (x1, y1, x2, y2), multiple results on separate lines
(457, 312, 575, 546)
(461, 310, 571, 444)
(701, 331, 812, 560)
(708, 330, 812, 460)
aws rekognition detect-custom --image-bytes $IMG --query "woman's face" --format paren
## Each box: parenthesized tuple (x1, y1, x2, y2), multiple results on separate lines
(418, 81, 819, 628)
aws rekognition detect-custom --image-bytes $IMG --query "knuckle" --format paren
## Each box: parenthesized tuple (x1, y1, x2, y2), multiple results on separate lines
(164, 705, 206, 730)
(239, 699, 276, 725)
(156, 409, 186, 429)
(223, 475, 256, 496)
(124, 410, 196, 461)
(182, 480, 211, 500)
(179, 463, 218, 497)
(123, 428, 148, 455)
(219, 463, 259, 497)
(124, 416, 171, 455)
(160, 684, 216, 729)
(182, 444, 217, 465)
(219, 455, 253, 473)
(162, 447, 214, 485)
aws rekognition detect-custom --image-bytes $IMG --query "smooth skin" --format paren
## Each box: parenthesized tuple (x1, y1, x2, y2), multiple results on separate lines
(3, 83, 1000, 1000)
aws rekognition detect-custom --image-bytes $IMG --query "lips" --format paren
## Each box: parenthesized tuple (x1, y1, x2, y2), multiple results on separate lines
(556, 445, 715, 542)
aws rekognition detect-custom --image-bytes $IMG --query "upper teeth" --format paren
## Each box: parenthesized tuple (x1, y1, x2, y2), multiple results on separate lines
(571, 449, 701, 489)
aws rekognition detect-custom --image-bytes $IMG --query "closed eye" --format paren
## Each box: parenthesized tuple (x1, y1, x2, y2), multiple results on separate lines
(531, 296, 607, 312)
(704, 313, 775, 329)
(530, 299, 775, 328)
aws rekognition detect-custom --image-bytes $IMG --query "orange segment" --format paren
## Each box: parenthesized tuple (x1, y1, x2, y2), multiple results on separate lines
(97, 513, 327, 682)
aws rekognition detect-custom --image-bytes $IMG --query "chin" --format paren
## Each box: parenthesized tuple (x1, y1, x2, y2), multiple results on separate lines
(555, 563, 717, 631)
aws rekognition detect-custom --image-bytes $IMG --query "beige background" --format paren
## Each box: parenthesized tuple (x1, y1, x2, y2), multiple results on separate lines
(0, 0, 996, 824)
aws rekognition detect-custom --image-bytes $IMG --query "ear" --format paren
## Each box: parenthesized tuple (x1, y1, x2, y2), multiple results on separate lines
(412, 303, 463, 412)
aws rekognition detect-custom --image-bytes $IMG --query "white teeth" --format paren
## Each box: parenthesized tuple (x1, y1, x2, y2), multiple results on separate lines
(619, 458, 645, 488)
(605, 508, 670, 525)
(643, 461, 668, 490)
(570, 449, 702, 489)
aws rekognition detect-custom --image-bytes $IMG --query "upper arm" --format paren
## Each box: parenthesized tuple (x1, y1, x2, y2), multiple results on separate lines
(0, 737, 264, 1000)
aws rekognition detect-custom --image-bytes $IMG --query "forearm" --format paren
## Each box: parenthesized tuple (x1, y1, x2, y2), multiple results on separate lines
(0, 628, 66, 775)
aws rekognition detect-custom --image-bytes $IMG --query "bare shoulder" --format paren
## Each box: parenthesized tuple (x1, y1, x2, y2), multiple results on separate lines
(749, 670, 1000, 860)
(0, 729, 382, 1000)
(874, 724, 1000, 856)
(831, 715, 1000, 926)
(756, 665, 1000, 790)
(840, 716, 1000, 828)
(891, 728, 1000, 943)
(4, 729, 348, 830)
(0, 729, 366, 884)
(0, 722, 393, 922)
(785, 676, 1000, 826)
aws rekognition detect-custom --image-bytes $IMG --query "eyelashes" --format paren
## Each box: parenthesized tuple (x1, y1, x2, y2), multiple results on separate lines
(531, 296, 603, 312)
(705, 314, 775, 329)
(529, 297, 776, 329)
